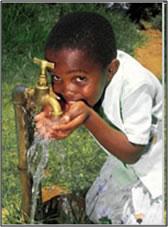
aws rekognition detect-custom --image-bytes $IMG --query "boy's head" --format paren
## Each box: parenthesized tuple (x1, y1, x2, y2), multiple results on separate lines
(45, 12, 117, 69)
(45, 12, 119, 107)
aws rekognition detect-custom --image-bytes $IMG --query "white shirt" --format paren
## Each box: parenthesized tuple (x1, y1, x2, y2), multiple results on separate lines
(101, 50, 163, 199)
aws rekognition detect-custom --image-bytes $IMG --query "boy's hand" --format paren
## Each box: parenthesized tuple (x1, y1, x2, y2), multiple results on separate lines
(34, 105, 58, 139)
(34, 101, 91, 139)
(50, 101, 91, 138)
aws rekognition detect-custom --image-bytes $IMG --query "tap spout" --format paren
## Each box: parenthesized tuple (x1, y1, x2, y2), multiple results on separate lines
(41, 94, 63, 117)
(32, 57, 63, 117)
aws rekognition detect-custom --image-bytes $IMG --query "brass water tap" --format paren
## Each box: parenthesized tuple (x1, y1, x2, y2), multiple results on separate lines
(31, 57, 62, 116)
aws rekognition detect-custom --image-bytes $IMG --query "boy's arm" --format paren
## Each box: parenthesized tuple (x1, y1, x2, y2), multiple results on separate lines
(85, 83, 156, 164)
(84, 107, 144, 164)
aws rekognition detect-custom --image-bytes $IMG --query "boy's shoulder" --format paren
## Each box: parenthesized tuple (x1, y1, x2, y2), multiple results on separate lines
(116, 49, 159, 88)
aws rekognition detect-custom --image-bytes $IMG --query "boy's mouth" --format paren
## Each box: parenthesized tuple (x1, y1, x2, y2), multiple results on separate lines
(56, 93, 89, 108)
(56, 93, 76, 103)
(55, 93, 77, 111)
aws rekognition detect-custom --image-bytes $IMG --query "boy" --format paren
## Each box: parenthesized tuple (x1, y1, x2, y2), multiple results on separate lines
(35, 12, 163, 224)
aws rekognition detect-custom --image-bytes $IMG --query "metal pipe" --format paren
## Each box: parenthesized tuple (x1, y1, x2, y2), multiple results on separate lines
(12, 85, 34, 222)
(12, 57, 63, 223)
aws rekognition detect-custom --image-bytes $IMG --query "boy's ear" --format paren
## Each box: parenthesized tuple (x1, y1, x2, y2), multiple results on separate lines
(107, 59, 120, 81)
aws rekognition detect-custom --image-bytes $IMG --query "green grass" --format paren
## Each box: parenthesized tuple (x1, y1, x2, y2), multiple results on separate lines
(43, 127, 107, 191)
(2, 3, 145, 224)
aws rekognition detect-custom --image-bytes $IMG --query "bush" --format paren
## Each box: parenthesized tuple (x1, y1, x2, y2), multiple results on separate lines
(2, 3, 144, 85)
(126, 3, 162, 23)
(2, 3, 144, 61)
(150, 14, 162, 30)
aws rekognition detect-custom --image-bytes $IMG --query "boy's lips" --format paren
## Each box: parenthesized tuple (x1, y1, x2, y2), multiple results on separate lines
(55, 93, 88, 106)
(65, 98, 81, 105)
(56, 93, 80, 103)
(67, 101, 76, 104)
(56, 94, 77, 105)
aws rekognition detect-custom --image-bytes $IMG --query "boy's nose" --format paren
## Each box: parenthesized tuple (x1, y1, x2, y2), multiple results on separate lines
(62, 83, 77, 100)
(53, 81, 79, 102)
(63, 91, 77, 102)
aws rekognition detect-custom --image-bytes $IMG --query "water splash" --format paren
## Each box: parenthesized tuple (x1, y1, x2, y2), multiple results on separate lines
(25, 126, 107, 224)
(27, 133, 50, 224)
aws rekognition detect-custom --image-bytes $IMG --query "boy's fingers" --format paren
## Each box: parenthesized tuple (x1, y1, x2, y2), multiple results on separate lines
(60, 115, 71, 123)
(50, 130, 71, 139)
(36, 119, 53, 131)
(52, 114, 84, 131)
(34, 105, 54, 121)
(34, 112, 46, 121)
(43, 104, 53, 113)
(36, 127, 47, 137)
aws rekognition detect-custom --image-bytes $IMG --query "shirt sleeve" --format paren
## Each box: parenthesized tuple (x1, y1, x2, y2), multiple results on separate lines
(121, 83, 153, 145)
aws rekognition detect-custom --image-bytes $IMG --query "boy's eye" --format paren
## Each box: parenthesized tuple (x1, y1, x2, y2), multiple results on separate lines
(47, 71, 61, 81)
(75, 76, 87, 82)
(53, 75, 61, 81)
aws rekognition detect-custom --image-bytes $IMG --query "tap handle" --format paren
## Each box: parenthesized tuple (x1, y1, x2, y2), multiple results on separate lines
(33, 57, 54, 75)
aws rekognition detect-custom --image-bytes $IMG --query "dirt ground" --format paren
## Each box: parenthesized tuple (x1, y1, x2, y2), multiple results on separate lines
(135, 28, 162, 80)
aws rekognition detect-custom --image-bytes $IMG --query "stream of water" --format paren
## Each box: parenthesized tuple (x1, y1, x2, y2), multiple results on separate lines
(27, 133, 50, 224)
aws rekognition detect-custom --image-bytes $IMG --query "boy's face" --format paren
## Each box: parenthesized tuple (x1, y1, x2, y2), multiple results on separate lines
(45, 48, 109, 107)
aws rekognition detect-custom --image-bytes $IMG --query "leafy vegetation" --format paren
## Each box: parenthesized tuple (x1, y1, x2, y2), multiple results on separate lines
(2, 3, 145, 224)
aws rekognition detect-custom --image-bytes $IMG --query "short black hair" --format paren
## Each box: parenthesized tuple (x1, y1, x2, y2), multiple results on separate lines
(45, 12, 117, 69)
